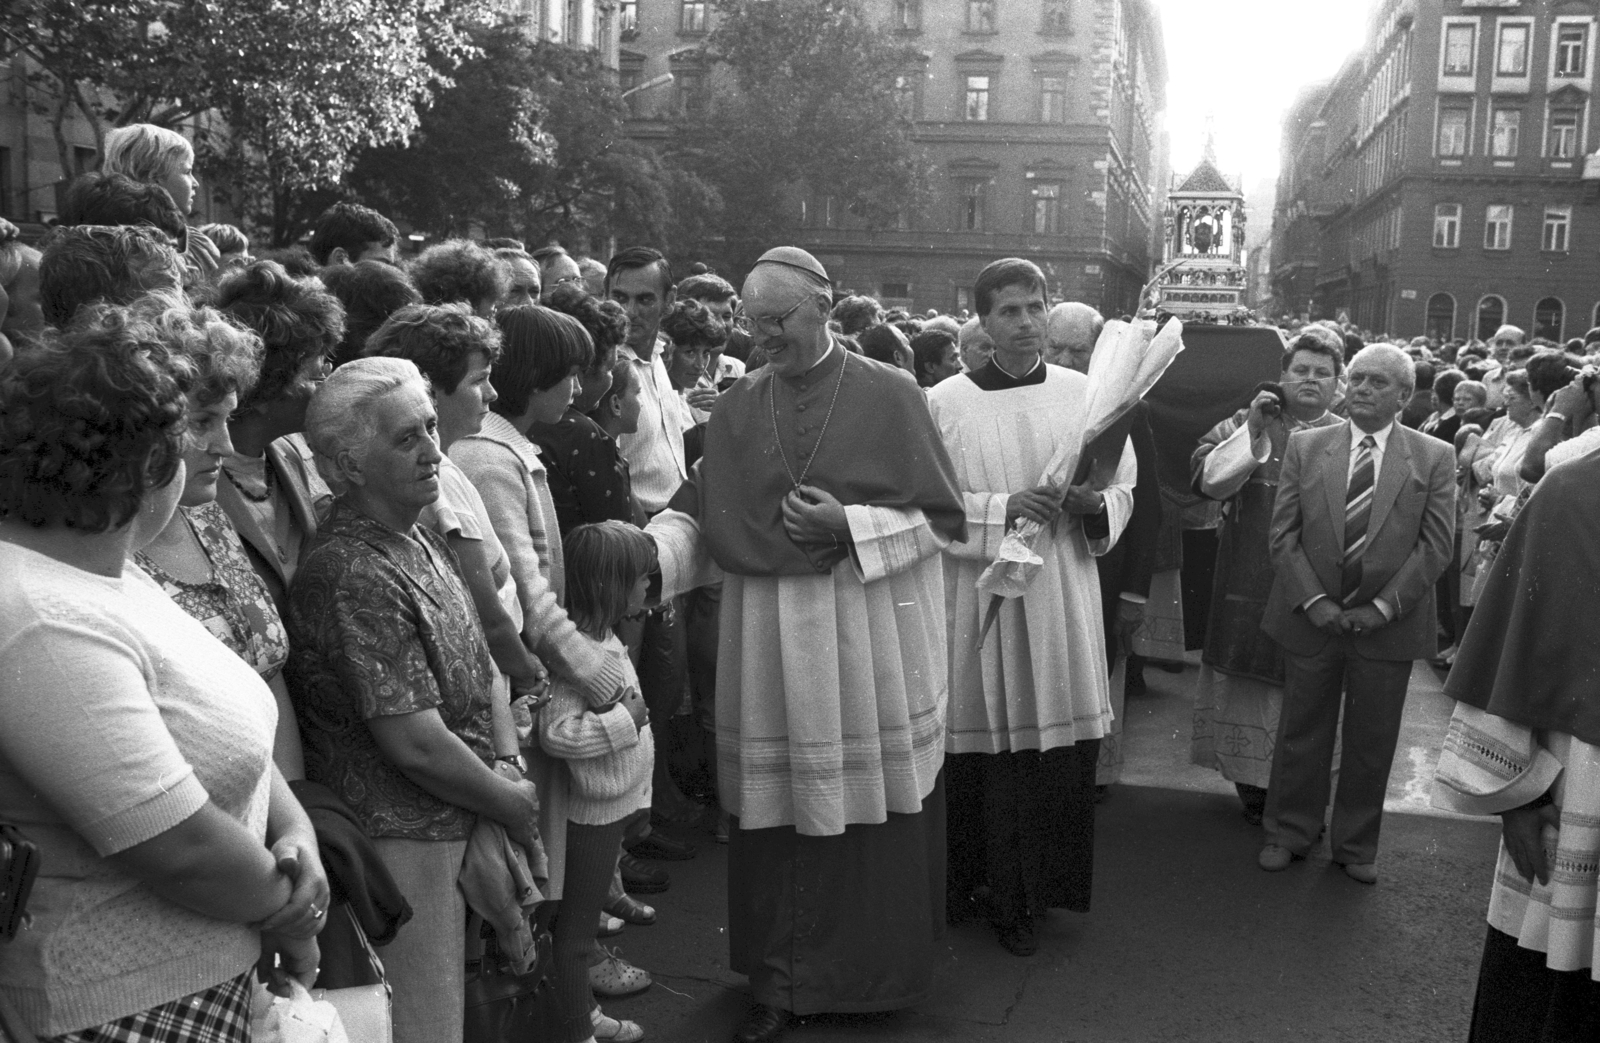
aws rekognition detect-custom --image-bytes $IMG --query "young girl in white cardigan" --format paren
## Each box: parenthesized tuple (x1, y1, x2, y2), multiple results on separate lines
(541, 520, 657, 1043)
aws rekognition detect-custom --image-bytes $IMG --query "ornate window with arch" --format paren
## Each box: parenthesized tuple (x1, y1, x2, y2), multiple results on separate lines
(1534, 297, 1565, 341)
(1426, 293, 1456, 342)
(1477, 295, 1507, 341)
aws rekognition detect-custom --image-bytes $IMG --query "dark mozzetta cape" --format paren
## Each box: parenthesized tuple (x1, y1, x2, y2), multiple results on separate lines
(677, 341, 965, 577)
(1445, 450, 1600, 747)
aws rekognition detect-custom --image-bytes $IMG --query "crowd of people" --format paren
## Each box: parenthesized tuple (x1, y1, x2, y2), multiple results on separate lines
(0, 118, 1598, 1043)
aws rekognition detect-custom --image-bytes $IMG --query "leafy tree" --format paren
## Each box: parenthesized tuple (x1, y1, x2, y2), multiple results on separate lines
(673, 0, 927, 271)
(348, 24, 717, 255)
(1, 0, 490, 243)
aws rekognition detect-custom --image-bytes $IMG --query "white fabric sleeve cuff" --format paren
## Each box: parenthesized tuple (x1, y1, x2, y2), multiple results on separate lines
(1432, 703, 1564, 816)
(846, 505, 948, 583)
(946, 492, 1009, 561)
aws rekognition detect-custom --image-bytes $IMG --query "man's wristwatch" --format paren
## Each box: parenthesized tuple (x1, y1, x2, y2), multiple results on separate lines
(495, 754, 527, 774)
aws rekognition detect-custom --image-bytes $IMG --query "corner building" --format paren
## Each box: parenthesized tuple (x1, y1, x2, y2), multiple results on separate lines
(1272, 0, 1600, 341)
(621, 0, 1167, 316)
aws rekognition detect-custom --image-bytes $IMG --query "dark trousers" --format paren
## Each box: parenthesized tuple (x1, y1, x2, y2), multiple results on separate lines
(1263, 637, 1412, 864)
(946, 743, 1100, 923)
(1469, 926, 1600, 1042)
(636, 602, 685, 719)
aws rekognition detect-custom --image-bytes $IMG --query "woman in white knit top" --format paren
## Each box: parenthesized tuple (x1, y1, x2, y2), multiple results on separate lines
(0, 310, 328, 1043)
(540, 521, 657, 1043)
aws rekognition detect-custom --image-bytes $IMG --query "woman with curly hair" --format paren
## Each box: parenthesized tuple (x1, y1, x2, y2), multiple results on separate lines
(410, 239, 508, 319)
(0, 307, 329, 1043)
(532, 285, 637, 536)
(0, 218, 42, 364)
(213, 260, 345, 613)
(129, 295, 308, 775)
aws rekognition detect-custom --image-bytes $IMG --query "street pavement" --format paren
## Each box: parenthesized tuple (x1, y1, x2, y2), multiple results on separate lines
(603, 659, 1500, 1043)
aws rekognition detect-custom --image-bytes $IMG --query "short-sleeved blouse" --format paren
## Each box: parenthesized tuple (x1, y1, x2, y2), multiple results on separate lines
(286, 501, 497, 841)
(135, 502, 290, 681)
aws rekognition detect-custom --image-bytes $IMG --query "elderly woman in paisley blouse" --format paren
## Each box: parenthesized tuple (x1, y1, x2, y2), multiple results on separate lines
(131, 296, 305, 775)
(286, 357, 542, 1043)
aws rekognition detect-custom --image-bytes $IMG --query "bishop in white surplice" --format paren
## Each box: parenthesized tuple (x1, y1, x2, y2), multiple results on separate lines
(643, 247, 966, 1028)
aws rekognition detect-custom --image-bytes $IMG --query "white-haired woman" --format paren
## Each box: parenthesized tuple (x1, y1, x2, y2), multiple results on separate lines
(285, 357, 542, 1043)
(101, 123, 220, 281)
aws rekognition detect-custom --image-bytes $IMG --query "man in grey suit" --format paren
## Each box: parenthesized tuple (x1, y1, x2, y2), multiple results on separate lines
(1257, 344, 1456, 884)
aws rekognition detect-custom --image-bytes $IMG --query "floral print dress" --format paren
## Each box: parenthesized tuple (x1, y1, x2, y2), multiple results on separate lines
(134, 501, 290, 682)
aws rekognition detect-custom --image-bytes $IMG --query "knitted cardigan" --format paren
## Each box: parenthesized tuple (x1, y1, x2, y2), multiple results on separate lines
(538, 634, 654, 827)
(450, 412, 626, 705)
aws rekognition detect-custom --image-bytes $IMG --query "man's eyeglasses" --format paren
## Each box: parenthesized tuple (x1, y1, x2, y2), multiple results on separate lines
(549, 274, 584, 290)
(733, 298, 806, 337)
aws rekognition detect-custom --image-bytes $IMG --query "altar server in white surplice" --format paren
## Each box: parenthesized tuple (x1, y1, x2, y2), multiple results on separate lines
(927, 258, 1136, 958)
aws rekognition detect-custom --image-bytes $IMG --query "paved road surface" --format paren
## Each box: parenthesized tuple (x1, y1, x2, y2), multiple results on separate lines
(602, 660, 1498, 1043)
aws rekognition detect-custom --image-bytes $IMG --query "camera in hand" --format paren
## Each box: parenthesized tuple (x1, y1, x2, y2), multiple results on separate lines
(1253, 381, 1286, 418)
(1562, 363, 1598, 393)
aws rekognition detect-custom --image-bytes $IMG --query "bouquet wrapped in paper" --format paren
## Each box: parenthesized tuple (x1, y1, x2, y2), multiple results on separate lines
(975, 316, 1185, 643)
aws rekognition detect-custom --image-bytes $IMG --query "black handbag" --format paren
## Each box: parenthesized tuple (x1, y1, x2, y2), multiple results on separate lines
(0, 824, 39, 1043)
(462, 910, 558, 1043)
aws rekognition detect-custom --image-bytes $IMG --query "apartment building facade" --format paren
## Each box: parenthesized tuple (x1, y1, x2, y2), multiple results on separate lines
(621, 0, 1167, 316)
(1272, 0, 1600, 341)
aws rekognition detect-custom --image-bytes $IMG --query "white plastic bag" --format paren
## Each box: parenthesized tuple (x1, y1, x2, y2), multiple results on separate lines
(250, 978, 351, 1043)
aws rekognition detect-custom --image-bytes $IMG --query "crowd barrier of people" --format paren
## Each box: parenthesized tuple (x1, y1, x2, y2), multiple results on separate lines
(1, 122, 1598, 1043)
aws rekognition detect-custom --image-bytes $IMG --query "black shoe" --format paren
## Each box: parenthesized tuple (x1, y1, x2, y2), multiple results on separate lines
(628, 831, 698, 861)
(620, 852, 670, 894)
(996, 919, 1037, 957)
(604, 893, 657, 926)
(733, 1003, 789, 1043)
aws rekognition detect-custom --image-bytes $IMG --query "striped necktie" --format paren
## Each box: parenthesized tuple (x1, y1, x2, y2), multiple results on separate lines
(1341, 434, 1376, 605)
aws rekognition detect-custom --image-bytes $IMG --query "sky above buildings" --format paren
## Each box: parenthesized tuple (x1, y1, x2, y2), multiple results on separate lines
(1153, 0, 1372, 187)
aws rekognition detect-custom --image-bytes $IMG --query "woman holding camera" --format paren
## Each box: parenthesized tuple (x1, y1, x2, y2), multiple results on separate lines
(0, 308, 326, 1042)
